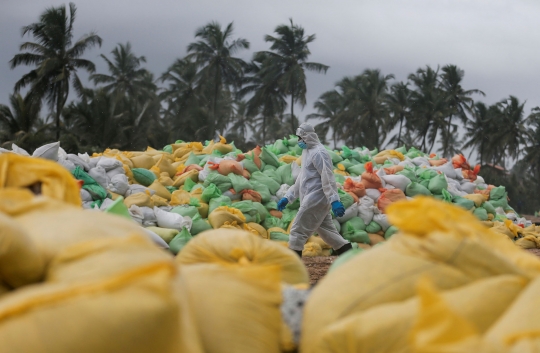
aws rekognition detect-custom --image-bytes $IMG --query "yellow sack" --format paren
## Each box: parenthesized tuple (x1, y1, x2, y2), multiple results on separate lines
(130, 154, 155, 169)
(145, 227, 179, 243)
(301, 197, 540, 353)
(220, 221, 243, 230)
(248, 222, 269, 239)
(0, 153, 80, 205)
(190, 187, 204, 202)
(159, 173, 174, 187)
(115, 154, 133, 168)
(208, 206, 246, 228)
(463, 193, 488, 207)
(308, 235, 332, 250)
(148, 180, 172, 201)
(173, 169, 199, 188)
(102, 148, 120, 157)
(486, 276, 540, 350)
(268, 227, 289, 235)
(373, 150, 405, 164)
(123, 165, 134, 183)
(175, 229, 309, 285)
(279, 155, 298, 164)
(491, 221, 515, 239)
(151, 194, 169, 207)
(316, 275, 525, 353)
(201, 140, 216, 155)
(516, 235, 540, 249)
(155, 155, 177, 177)
(303, 242, 322, 257)
(144, 146, 168, 156)
(0, 211, 45, 289)
(197, 202, 209, 219)
(521, 224, 539, 237)
(149, 165, 161, 178)
(0, 189, 153, 266)
(170, 190, 191, 206)
(124, 193, 153, 208)
(174, 263, 284, 353)
(0, 235, 193, 353)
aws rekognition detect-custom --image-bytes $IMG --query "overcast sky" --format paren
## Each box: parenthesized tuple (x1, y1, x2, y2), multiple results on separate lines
(1, 0, 539, 148)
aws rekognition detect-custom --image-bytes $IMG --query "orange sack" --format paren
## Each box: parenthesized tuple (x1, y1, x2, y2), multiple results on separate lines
(383, 165, 404, 175)
(452, 154, 471, 170)
(428, 158, 448, 167)
(208, 160, 243, 176)
(462, 164, 480, 181)
(241, 189, 262, 203)
(360, 162, 383, 190)
(269, 210, 283, 219)
(344, 178, 366, 197)
(377, 188, 407, 214)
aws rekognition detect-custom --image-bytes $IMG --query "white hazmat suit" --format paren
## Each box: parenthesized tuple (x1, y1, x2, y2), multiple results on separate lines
(284, 123, 350, 252)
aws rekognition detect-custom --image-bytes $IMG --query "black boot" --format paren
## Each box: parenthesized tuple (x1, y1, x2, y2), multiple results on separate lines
(333, 243, 353, 256)
(292, 249, 303, 258)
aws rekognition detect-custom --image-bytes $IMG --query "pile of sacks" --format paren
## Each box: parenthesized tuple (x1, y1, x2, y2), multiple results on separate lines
(0, 152, 310, 352)
(2, 136, 536, 255)
(301, 197, 540, 353)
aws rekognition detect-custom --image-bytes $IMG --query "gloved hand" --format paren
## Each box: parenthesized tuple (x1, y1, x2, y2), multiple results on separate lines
(277, 197, 289, 211)
(331, 201, 346, 218)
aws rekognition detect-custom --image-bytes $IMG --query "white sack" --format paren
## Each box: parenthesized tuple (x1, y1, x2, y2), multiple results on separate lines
(154, 206, 192, 231)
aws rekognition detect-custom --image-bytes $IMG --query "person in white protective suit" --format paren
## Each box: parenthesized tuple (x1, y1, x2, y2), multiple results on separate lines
(277, 123, 352, 257)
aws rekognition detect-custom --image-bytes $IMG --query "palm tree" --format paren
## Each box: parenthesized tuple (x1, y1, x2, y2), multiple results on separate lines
(254, 19, 329, 133)
(523, 109, 540, 180)
(496, 96, 530, 167)
(0, 92, 42, 142)
(10, 2, 102, 140)
(408, 66, 449, 153)
(186, 21, 249, 139)
(307, 90, 344, 148)
(386, 82, 411, 148)
(239, 57, 287, 145)
(439, 65, 484, 156)
(91, 42, 155, 115)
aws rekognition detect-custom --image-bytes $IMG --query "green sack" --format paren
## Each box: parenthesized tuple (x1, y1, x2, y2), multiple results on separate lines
(274, 139, 289, 154)
(345, 216, 367, 231)
(166, 186, 178, 194)
(189, 197, 201, 208)
(405, 182, 432, 197)
(397, 168, 417, 182)
(419, 179, 430, 189)
(334, 174, 346, 185)
(269, 231, 289, 242)
(260, 147, 280, 168)
(169, 227, 192, 255)
(183, 178, 197, 192)
(348, 164, 366, 176)
(384, 226, 399, 239)
(287, 135, 299, 147)
(441, 189, 453, 202)
(231, 200, 261, 224)
(490, 186, 506, 201)
(203, 172, 232, 193)
(90, 199, 103, 209)
(452, 196, 475, 211)
(262, 169, 281, 185)
(163, 145, 173, 154)
(328, 150, 343, 164)
(198, 155, 211, 167)
(252, 202, 269, 221)
(417, 168, 438, 180)
(328, 249, 364, 273)
(342, 226, 370, 243)
(191, 219, 213, 236)
(171, 205, 200, 220)
(229, 173, 253, 193)
(473, 207, 489, 221)
(265, 201, 278, 211)
(428, 174, 448, 195)
(406, 147, 423, 158)
(263, 216, 287, 230)
(338, 189, 354, 209)
(286, 198, 300, 211)
(482, 201, 496, 215)
(251, 172, 281, 194)
(276, 163, 294, 185)
(251, 181, 272, 203)
(494, 214, 507, 222)
(395, 146, 407, 154)
(338, 159, 355, 170)
(366, 221, 382, 234)
(185, 152, 201, 166)
(132, 168, 156, 187)
(209, 195, 232, 214)
(281, 209, 298, 229)
(201, 183, 222, 202)
(72, 166, 108, 201)
(242, 158, 260, 174)
(490, 196, 510, 211)
(263, 164, 277, 172)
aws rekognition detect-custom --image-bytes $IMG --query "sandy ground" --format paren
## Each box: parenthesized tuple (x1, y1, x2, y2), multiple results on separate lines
(303, 249, 540, 286)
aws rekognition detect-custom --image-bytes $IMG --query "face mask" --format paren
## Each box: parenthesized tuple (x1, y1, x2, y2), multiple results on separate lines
(298, 140, 307, 149)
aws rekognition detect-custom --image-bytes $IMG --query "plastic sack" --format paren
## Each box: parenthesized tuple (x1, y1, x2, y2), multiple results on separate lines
(336, 203, 359, 224)
(168, 227, 192, 254)
(32, 141, 60, 160)
(358, 196, 376, 224)
(405, 182, 432, 197)
(428, 173, 448, 195)
(343, 178, 366, 197)
(360, 162, 383, 189)
(154, 206, 192, 231)
(377, 189, 407, 214)
(381, 174, 410, 191)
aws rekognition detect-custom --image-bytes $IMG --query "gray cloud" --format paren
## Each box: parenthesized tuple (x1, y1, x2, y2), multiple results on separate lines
(1, 0, 539, 137)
